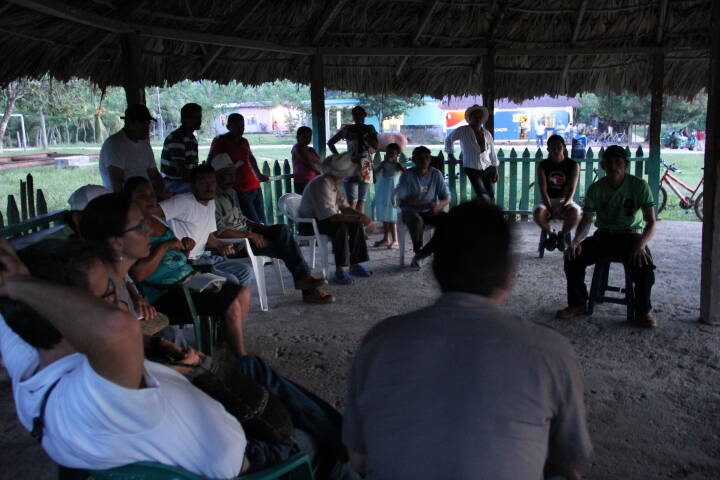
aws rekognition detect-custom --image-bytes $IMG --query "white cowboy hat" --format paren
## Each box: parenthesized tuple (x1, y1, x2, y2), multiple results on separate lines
(67, 184, 111, 211)
(321, 152, 358, 178)
(209, 152, 237, 170)
(464, 104, 490, 123)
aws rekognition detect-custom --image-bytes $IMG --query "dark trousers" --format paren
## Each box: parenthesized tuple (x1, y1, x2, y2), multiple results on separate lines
(564, 231, 655, 314)
(401, 210, 447, 259)
(299, 219, 369, 267)
(246, 224, 310, 282)
(235, 356, 348, 478)
(237, 187, 266, 224)
(295, 182, 308, 195)
(464, 167, 495, 202)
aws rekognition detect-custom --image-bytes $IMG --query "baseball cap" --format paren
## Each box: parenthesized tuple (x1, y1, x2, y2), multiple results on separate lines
(68, 185, 111, 211)
(210, 153, 238, 170)
(121, 104, 156, 122)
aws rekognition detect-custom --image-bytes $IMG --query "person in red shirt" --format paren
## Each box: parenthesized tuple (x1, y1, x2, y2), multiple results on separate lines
(209, 113, 269, 223)
(291, 126, 321, 194)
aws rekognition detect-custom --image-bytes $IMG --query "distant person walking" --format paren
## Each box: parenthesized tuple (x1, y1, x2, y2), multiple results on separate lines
(160, 103, 202, 194)
(98, 104, 166, 196)
(445, 104, 498, 202)
(535, 117, 546, 148)
(208, 113, 269, 224)
(327, 106, 379, 214)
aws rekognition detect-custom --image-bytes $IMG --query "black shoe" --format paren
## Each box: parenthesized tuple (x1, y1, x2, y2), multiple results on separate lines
(556, 234, 567, 252)
(545, 233, 558, 251)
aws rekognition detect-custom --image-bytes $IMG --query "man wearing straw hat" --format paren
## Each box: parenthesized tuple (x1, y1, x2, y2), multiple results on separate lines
(298, 153, 375, 285)
(444, 104, 498, 203)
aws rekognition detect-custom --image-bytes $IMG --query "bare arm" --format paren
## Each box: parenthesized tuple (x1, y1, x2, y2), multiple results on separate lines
(327, 130, 344, 155)
(249, 154, 268, 181)
(563, 163, 581, 205)
(538, 165, 551, 207)
(130, 238, 183, 282)
(348, 450, 367, 477)
(107, 165, 125, 193)
(147, 168, 171, 200)
(365, 128, 379, 150)
(0, 239, 144, 389)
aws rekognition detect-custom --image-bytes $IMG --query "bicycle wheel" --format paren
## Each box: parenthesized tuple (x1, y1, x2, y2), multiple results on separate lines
(657, 186, 668, 214)
(694, 192, 703, 221)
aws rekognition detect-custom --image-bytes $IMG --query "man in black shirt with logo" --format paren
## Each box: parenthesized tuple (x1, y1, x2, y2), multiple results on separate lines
(533, 135, 581, 251)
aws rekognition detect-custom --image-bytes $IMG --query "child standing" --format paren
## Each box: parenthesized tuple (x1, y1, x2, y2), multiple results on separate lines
(373, 143, 404, 248)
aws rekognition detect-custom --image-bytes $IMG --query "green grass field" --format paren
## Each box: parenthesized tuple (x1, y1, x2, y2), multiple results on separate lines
(1, 146, 705, 225)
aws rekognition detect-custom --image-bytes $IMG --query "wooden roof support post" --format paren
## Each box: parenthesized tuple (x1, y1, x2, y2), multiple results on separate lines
(700, 0, 720, 325)
(120, 33, 145, 106)
(647, 52, 664, 203)
(311, 54, 326, 159)
(482, 51, 495, 135)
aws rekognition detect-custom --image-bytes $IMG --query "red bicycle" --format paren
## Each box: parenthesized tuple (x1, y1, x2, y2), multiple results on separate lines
(657, 159, 704, 220)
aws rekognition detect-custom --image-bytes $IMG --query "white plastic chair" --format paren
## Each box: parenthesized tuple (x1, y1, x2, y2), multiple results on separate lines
(217, 238, 286, 312)
(278, 193, 331, 279)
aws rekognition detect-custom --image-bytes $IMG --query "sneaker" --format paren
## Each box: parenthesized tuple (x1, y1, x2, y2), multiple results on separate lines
(302, 289, 336, 304)
(556, 234, 567, 252)
(332, 271, 353, 285)
(634, 313, 657, 328)
(555, 304, 588, 319)
(409, 256, 421, 270)
(349, 264, 373, 277)
(294, 275, 328, 290)
(545, 232, 558, 251)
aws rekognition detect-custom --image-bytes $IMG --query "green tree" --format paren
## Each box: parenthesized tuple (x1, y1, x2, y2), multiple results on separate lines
(354, 93, 425, 132)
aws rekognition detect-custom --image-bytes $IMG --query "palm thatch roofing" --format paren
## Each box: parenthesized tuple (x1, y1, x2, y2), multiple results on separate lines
(0, 0, 711, 100)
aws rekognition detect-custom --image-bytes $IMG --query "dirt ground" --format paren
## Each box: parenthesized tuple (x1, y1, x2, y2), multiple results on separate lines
(1, 220, 718, 479)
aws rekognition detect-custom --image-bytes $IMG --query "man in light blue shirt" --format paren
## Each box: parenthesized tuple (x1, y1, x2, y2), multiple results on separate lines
(396, 146, 450, 269)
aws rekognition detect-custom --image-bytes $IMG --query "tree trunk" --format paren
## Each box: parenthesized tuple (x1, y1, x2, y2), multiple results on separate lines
(64, 122, 71, 144)
(39, 107, 48, 150)
(0, 81, 22, 152)
(88, 117, 96, 144)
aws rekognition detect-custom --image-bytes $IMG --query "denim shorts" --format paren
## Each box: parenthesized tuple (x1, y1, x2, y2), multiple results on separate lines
(344, 180, 369, 202)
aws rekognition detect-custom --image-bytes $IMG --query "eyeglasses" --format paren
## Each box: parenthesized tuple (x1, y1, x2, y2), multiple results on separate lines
(123, 221, 149, 234)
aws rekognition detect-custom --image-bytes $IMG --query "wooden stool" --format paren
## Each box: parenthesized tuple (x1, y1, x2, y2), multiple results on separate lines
(588, 257, 635, 322)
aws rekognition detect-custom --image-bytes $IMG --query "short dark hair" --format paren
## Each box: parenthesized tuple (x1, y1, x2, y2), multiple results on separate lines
(601, 145, 629, 169)
(351, 106, 366, 115)
(123, 176, 151, 202)
(0, 239, 112, 349)
(180, 103, 202, 119)
(296, 126, 312, 141)
(411, 145, 431, 160)
(227, 113, 244, 125)
(432, 201, 512, 296)
(546, 134, 566, 147)
(190, 164, 216, 184)
(80, 193, 133, 243)
(386, 142, 401, 154)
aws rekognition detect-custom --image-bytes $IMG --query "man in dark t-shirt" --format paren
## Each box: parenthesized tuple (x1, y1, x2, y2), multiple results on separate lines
(533, 135, 581, 251)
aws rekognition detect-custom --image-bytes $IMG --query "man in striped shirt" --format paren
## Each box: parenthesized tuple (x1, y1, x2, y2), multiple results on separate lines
(444, 104, 498, 202)
(161, 103, 202, 194)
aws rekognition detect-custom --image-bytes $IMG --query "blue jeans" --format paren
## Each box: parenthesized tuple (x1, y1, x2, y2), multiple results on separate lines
(236, 356, 358, 479)
(163, 178, 192, 194)
(193, 254, 254, 286)
(237, 188, 266, 224)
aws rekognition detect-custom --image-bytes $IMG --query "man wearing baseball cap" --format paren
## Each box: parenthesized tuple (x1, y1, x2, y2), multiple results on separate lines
(444, 104, 498, 202)
(558, 145, 658, 327)
(98, 104, 167, 196)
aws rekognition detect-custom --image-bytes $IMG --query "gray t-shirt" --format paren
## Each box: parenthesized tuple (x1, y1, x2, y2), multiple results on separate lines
(343, 292, 592, 480)
(395, 167, 450, 213)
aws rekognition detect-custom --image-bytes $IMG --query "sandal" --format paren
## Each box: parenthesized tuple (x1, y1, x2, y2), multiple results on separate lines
(387, 242, 399, 249)
(373, 239, 390, 247)
(350, 264, 373, 277)
(333, 271, 354, 285)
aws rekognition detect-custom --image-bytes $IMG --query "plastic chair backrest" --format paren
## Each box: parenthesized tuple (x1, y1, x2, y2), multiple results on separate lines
(87, 453, 314, 480)
(278, 193, 302, 221)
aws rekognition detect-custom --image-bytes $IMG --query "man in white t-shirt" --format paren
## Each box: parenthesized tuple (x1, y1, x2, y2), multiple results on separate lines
(159, 164, 253, 287)
(0, 238, 249, 478)
(99, 104, 167, 195)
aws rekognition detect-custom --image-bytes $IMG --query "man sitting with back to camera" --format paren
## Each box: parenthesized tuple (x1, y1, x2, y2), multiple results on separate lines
(343, 201, 592, 480)
(0, 238, 359, 479)
(557, 145, 657, 328)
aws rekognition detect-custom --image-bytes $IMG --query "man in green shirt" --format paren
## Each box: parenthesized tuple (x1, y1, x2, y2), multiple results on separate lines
(210, 154, 335, 305)
(558, 145, 657, 327)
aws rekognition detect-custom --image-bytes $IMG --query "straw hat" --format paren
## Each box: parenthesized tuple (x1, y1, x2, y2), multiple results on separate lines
(67, 184, 110, 211)
(320, 152, 358, 178)
(464, 104, 489, 123)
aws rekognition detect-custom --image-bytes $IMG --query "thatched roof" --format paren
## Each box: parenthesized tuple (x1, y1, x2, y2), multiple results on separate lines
(0, 0, 711, 100)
